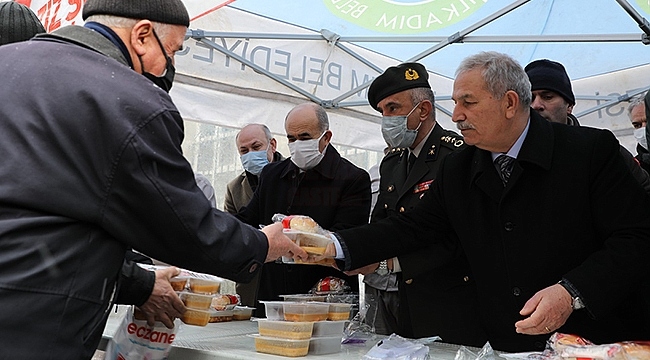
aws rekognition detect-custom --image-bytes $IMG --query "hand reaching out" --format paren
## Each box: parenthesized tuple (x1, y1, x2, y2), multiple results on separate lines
(261, 222, 308, 262)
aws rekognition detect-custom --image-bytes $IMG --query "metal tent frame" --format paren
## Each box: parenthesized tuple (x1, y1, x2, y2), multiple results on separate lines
(187, 0, 650, 122)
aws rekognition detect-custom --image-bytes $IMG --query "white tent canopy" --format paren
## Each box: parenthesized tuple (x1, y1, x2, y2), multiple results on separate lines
(24, 0, 650, 153)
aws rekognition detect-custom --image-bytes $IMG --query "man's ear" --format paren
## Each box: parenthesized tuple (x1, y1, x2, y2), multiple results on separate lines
(269, 138, 277, 152)
(130, 20, 155, 57)
(419, 100, 433, 121)
(503, 90, 520, 119)
(566, 103, 574, 114)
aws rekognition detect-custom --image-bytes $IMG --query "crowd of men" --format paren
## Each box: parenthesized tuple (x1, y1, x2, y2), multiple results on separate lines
(1, 0, 649, 358)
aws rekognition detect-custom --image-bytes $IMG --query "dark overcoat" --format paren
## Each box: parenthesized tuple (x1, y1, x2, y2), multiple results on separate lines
(338, 112, 650, 352)
(237, 145, 371, 315)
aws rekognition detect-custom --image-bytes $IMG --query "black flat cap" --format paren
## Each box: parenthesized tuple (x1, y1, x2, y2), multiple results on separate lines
(83, 0, 190, 27)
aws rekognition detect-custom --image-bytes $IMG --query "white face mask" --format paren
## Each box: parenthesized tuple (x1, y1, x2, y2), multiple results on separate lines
(289, 132, 326, 170)
(634, 127, 648, 150)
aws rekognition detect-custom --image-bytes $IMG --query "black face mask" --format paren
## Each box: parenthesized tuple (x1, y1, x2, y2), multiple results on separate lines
(139, 30, 175, 92)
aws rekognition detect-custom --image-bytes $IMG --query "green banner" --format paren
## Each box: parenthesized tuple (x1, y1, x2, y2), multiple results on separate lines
(324, 0, 487, 34)
(636, 0, 650, 14)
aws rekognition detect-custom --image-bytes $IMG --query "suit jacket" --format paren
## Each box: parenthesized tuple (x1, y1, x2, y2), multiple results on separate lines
(337, 112, 650, 352)
(224, 152, 284, 214)
(237, 145, 371, 315)
(224, 173, 254, 214)
(364, 124, 485, 344)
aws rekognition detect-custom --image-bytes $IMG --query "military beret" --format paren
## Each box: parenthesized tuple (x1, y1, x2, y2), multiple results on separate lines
(368, 62, 431, 111)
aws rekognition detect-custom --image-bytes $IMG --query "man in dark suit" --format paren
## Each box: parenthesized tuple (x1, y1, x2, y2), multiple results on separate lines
(237, 103, 371, 317)
(317, 52, 650, 352)
(356, 62, 485, 346)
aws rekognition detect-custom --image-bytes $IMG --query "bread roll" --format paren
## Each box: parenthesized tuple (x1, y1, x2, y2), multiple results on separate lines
(289, 216, 319, 233)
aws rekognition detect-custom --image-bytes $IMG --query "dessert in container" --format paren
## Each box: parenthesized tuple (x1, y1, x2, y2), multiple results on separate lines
(188, 277, 221, 294)
(327, 302, 353, 320)
(169, 276, 188, 291)
(283, 302, 329, 322)
(232, 306, 255, 320)
(179, 292, 213, 310)
(208, 309, 234, 323)
(250, 335, 310, 357)
(308, 336, 342, 355)
(257, 319, 314, 340)
(312, 320, 346, 337)
(181, 308, 210, 326)
(260, 300, 288, 320)
(283, 230, 333, 256)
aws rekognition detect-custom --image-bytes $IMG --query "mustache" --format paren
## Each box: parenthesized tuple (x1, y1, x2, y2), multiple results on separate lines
(456, 121, 475, 131)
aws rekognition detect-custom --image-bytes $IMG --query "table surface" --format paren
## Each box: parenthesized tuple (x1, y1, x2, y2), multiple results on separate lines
(101, 305, 502, 359)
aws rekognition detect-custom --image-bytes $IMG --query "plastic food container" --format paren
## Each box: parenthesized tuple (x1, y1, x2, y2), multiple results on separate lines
(327, 303, 353, 321)
(312, 320, 346, 337)
(209, 309, 234, 323)
(283, 230, 333, 256)
(280, 294, 327, 302)
(260, 301, 287, 321)
(169, 276, 188, 291)
(309, 336, 342, 355)
(258, 319, 314, 340)
(211, 294, 240, 310)
(283, 302, 329, 322)
(251, 335, 310, 357)
(181, 308, 210, 326)
(188, 278, 221, 294)
(179, 292, 213, 310)
(233, 306, 255, 320)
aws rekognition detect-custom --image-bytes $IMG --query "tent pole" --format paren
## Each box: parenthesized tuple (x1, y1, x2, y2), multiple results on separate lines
(407, 0, 530, 62)
(330, 0, 530, 106)
(574, 86, 650, 118)
(615, 0, 650, 44)
(190, 32, 324, 104)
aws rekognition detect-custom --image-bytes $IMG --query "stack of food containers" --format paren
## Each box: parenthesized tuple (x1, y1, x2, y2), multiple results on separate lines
(252, 300, 352, 357)
(172, 277, 221, 326)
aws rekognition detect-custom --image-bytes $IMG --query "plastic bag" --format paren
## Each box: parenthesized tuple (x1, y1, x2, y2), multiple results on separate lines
(272, 213, 328, 235)
(105, 306, 180, 360)
(362, 334, 431, 360)
(454, 342, 497, 360)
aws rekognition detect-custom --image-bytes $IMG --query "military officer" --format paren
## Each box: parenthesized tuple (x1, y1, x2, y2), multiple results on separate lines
(356, 62, 486, 346)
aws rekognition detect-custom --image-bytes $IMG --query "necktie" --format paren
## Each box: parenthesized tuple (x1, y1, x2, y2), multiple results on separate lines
(495, 154, 515, 186)
(408, 153, 417, 173)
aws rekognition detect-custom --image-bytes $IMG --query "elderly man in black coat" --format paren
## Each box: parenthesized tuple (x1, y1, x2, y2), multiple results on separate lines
(236, 103, 371, 317)
(316, 52, 650, 352)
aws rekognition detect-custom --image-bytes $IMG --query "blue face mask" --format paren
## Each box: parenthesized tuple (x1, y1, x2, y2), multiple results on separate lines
(240, 145, 270, 175)
(381, 102, 422, 149)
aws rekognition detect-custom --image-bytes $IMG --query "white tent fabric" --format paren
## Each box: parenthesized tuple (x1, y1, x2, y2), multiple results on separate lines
(22, 0, 650, 153)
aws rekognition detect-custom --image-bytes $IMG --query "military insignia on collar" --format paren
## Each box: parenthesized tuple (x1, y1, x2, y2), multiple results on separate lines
(428, 145, 436, 156)
(414, 180, 433, 194)
(441, 136, 464, 147)
(405, 68, 419, 81)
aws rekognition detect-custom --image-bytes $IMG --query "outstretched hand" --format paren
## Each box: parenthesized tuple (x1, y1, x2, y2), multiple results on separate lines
(261, 222, 309, 262)
(137, 266, 186, 329)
